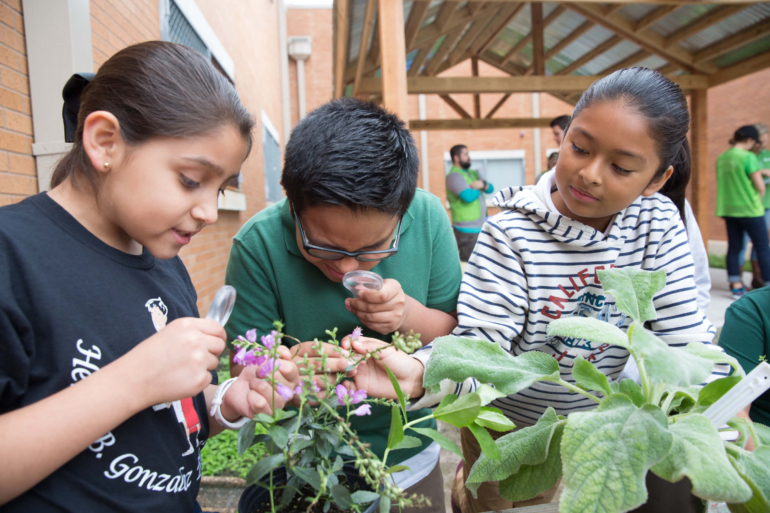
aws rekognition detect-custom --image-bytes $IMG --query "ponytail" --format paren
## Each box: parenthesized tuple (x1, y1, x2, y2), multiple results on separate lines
(658, 138, 691, 227)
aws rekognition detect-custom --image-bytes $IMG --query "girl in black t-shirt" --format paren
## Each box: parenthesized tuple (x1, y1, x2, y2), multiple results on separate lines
(0, 42, 298, 512)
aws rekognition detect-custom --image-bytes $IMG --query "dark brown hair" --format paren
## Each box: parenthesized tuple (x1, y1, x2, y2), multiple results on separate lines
(569, 68, 691, 225)
(51, 41, 255, 189)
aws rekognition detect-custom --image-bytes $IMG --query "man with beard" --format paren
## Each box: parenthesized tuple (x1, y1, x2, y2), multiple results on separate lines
(446, 145, 494, 261)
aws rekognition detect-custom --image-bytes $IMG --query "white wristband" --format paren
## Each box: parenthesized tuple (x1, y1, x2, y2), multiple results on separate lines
(210, 377, 250, 429)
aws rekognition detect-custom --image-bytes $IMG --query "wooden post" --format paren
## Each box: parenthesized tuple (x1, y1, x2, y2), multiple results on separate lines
(333, 0, 349, 98)
(378, 0, 409, 125)
(531, 3, 545, 76)
(472, 56, 481, 118)
(690, 89, 709, 251)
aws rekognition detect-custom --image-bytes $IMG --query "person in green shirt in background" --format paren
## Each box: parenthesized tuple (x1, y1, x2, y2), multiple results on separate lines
(741, 123, 770, 289)
(224, 99, 462, 512)
(446, 145, 494, 261)
(716, 125, 770, 299)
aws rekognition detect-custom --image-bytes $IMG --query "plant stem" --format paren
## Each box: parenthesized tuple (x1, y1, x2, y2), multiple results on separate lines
(724, 440, 751, 457)
(554, 378, 602, 404)
(403, 413, 436, 431)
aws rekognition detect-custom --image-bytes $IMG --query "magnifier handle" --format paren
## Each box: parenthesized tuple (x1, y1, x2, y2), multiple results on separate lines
(205, 285, 237, 327)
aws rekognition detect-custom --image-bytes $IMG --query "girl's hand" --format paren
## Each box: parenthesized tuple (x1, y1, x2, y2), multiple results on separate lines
(221, 346, 300, 420)
(342, 336, 425, 400)
(127, 318, 225, 408)
(345, 279, 411, 335)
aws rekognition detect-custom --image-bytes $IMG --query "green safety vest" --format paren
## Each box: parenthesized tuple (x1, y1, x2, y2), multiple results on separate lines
(446, 165, 483, 223)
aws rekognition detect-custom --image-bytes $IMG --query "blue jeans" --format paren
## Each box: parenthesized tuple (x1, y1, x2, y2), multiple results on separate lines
(737, 209, 770, 274)
(726, 215, 770, 284)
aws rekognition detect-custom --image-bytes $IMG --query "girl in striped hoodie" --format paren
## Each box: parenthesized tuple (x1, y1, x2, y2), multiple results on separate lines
(405, 68, 730, 513)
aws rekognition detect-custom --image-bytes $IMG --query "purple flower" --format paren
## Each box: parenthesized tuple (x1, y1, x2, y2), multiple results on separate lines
(254, 354, 267, 367)
(294, 385, 303, 396)
(351, 389, 367, 405)
(276, 383, 293, 401)
(352, 404, 371, 416)
(234, 348, 258, 367)
(294, 381, 321, 397)
(351, 327, 363, 341)
(258, 357, 281, 379)
(261, 331, 276, 350)
(245, 329, 258, 343)
(335, 384, 348, 406)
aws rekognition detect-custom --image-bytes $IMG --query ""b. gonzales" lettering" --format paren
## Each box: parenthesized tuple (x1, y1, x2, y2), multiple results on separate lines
(104, 453, 193, 494)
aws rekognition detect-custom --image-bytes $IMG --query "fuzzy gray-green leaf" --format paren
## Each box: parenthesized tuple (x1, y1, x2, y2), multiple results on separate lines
(652, 414, 751, 502)
(619, 379, 645, 407)
(424, 336, 559, 395)
(597, 267, 666, 322)
(546, 316, 630, 350)
(572, 355, 613, 397)
(630, 323, 713, 388)
(685, 342, 746, 377)
(499, 423, 564, 502)
(475, 408, 516, 432)
(728, 449, 770, 513)
(476, 384, 507, 406)
(560, 396, 672, 513)
(433, 392, 481, 428)
(465, 408, 562, 497)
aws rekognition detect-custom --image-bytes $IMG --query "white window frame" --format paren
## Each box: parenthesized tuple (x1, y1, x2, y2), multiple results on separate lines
(443, 150, 527, 207)
(262, 111, 283, 207)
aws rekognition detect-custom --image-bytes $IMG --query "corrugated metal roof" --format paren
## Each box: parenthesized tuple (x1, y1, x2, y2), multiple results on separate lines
(421, 1, 444, 28)
(576, 40, 642, 75)
(649, 4, 717, 37)
(544, 11, 588, 50)
(680, 4, 770, 53)
(616, 4, 660, 23)
(715, 34, 770, 68)
(549, 25, 616, 68)
(635, 54, 669, 71)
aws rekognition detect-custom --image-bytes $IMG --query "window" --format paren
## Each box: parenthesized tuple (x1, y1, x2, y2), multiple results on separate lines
(444, 150, 526, 205)
(262, 112, 283, 204)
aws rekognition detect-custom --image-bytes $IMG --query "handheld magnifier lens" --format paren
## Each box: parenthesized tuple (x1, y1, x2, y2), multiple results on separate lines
(205, 285, 237, 327)
(343, 270, 384, 298)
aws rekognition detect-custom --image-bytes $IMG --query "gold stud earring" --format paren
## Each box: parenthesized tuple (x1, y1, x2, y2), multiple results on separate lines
(103, 162, 110, 169)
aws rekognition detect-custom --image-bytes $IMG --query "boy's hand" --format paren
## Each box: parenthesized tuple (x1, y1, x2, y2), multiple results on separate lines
(345, 279, 410, 335)
(342, 336, 425, 400)
(128, 318, 225, 408)
(220, 347, 300, 420)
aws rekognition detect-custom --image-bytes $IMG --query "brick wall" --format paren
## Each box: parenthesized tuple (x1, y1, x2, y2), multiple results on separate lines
(0, 0, 34, 207)
(90, 0, 160, 69)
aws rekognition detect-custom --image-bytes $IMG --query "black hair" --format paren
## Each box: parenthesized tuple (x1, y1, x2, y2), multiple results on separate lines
(449, 145, 467, 162)
(51, 41, 255, 189)
(569, 68, 691, 225)
(550, 115, 570, 130)
(730, 125, 760, 145)
(282, 98, 418, 217)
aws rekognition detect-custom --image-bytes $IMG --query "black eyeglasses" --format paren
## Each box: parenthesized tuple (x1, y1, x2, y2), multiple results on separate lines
(294, 210, 403, 262)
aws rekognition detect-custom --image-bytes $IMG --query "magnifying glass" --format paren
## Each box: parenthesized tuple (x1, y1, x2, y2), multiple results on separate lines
(205, 285, 237, 327)
(343, 270, 384, 298)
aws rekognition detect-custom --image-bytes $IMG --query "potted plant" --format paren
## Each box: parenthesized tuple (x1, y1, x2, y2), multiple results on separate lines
(230, 324, 516, 513)
(421, 267, 770, 513)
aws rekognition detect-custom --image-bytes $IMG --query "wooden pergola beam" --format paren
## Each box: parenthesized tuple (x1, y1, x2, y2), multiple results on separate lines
(531, 3, 545, 75)
(634, 5, 679, 32)
(405, 1, 432, 49)
(664, 4, 747, 48)
(358, 74, 709, 94)
(471, 57, 481, 117)
(485, 93, 512, 118)
(461, 0, 763, 4)
(435, 1, 460, 31)
(599, 49, 651, 75)
(410, 118, 554, 130)
(422, 25, 465, 76)
(605, 4, 624, 15)
(333, 0, 350, 98)
(476, 2, 527, 55)
(564, 2, 716, 74)
(557, 34, 622, 75)
(408, 46, 431, 76)
(412, 3, 494, 50)
(379, 0, 409, 122)
(695, 17, 770, 64)
(444, 15, 497, 71)
(353, 0, 377, 97)
(439, 94, 473, 118)
(501, 4, 566, 68)
(524, 20, 594, 74)
(710, 50, 770, 87)
(690, 88, 708, 248)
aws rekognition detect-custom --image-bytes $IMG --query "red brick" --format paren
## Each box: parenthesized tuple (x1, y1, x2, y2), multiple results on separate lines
(0, 24, 24, 54)
(0, 129, 28, 153)
(0, 193, 12, 206)
(0, 172, 35, 195)
(5, 110, 31, 135)
(2, 0, 21, 13)
(13, 11, 22, 34)
(1, 67, 27, 94)
(0, 4, 13, 29)
(9, 153, 34, 175)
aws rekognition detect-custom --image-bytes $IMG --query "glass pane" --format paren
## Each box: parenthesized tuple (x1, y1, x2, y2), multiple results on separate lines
(263, 127, 283, 202)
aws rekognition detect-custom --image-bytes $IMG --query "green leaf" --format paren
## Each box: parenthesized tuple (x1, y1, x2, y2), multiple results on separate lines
(475, 408, 516, 432)
(499, 423, 564, 502)
(756, 424, 770, 446)
(384, 364, 407, 420)
(424, 335, 559, 394)
(560, 396, 673, 513)
(379, 495, 391, 513)
(292, 466, 321, 491)
(390, 435, 423, 451)
(619, 379, 645, 407)
(651, 414, 751, 502)
(411, 427, 463, 459)
(693, 376, 742, 413)
(387, 404, 404, 449)
(279, 476, 299, 508)
(267, 425, 289, 449)
(476, 384, 507, 406)
(332, 455, 344, 473)
(331, 484, 354, 509)
(437, 394, 458, 410)
(630, 323, 713, 388)
(254, 413, 275, 425)
(351, 490, 381, 504)
(661, 386, 699, 414)
(728, 450, 770, 513)
(686, 342, 746, 377)
(734, 447, 770, 503)
(290, 437, 314, 454)
(238, 421, 256, 455)
(596, 267, 667, 322)
(465, 408, 562, 498)
(433, 392, 481, 428)
(273, 409, 297, 422)
(468, 423, 501, 460)
(385, 465, 410, 474)
(546, 316, 630, 350)
(245, 453, 285, 487)
(335, 443, 355, 457)
(572, 354, 613, 397)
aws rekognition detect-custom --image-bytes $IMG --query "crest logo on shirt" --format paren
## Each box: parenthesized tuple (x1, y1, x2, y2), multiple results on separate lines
(145, 297, 201, 457)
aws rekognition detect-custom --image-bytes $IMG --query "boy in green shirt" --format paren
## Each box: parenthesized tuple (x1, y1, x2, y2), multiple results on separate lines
(224, 99, 462, 512)
(743, 123, 770, 289)
(716, 125, 770, 298)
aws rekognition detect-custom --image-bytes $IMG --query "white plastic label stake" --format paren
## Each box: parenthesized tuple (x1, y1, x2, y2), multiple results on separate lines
(205, 285, 237, 327)
(703, 362, 770, 428)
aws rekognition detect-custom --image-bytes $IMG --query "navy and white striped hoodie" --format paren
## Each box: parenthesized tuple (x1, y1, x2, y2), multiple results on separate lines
(411, 174, 728, 427)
